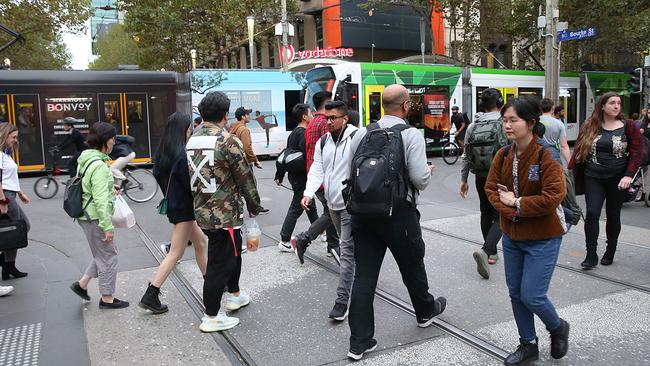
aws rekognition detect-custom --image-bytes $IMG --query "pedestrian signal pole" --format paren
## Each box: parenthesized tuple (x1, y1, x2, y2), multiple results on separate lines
(544, 0, 559, 103)
(281, 0, 289, 72)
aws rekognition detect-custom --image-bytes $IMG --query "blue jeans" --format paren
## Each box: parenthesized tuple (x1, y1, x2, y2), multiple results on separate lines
(502, 234, 562, 341)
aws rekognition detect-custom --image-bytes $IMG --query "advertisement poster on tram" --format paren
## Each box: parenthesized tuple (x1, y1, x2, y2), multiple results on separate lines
(423, 92, 450, 133)
(42, 96, 96, 163)
(190, 70, 305, 155)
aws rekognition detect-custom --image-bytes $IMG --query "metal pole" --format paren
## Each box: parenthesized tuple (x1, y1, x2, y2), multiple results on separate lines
(371, 43, 375, 63)
(247, 16, 255, 70)
(281, 0, 289, 72)
(420, 17, 425, 64)
(544, 0, 559, 102)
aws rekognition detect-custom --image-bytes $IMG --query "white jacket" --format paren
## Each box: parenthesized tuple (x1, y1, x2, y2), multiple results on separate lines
(304, 124, 359, 210)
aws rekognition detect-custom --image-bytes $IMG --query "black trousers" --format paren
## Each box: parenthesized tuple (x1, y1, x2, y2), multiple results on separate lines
(280, 183, 318, 242)
(348, 203, 437, 349)
(203, 228, 243, 316)
(476, 175, 502, 255)
(584, 175, 625, 250)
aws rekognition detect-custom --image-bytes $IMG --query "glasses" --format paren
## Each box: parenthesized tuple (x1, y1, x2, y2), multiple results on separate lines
(325, 115, 346, 121)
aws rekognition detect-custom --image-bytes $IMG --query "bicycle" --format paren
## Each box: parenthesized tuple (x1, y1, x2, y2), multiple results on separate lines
(119, 165, 159, 203)
(34, 147, 65, 199)
(440, 130, 461, 165)
(625, 167, 649, 207)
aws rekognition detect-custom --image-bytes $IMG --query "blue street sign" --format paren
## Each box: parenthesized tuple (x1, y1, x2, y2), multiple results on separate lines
(558, 28, 597, 42)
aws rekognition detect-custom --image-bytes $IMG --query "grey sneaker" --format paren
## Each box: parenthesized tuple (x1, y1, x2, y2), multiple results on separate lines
(473, 250, 490, 279)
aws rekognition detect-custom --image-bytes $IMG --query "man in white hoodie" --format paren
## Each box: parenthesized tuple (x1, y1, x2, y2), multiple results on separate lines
(299, 100, 358, 322)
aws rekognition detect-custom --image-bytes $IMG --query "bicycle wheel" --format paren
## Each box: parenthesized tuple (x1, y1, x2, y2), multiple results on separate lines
(124, 169, 159, 203)
(34, 177, 58, 199)
(442, 142, 460, 165)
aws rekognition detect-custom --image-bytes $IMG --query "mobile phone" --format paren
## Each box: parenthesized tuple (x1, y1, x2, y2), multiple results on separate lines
(496, 184, 508, 191)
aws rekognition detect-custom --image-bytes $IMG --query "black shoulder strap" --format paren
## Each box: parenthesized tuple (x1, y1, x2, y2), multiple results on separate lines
(319, 134, 328, 151)
(79, 158, 103, 178)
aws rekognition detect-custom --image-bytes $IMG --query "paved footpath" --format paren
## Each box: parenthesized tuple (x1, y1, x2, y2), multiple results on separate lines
(1, 159, 648, 366)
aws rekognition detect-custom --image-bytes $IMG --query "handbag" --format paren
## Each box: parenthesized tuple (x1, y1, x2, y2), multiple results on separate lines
(112, 195, 136, 228)
(0, 215, 28, 251)
(157, 172, 172, 215)
(572, 162, 586, 196)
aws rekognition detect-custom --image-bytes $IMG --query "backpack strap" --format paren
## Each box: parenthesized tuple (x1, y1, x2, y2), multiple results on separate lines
(319, 134, 328, 151)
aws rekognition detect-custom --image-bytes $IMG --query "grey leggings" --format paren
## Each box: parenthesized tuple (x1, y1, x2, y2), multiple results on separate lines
(2, 190, 31, 262)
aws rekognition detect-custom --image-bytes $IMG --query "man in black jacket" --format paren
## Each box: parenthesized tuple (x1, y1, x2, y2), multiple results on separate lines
(57, 119, 87, 177)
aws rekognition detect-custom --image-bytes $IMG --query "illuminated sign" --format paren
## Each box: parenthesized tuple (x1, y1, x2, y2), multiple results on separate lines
(45, 97, 93, 112)
(280, 45, 355, 64)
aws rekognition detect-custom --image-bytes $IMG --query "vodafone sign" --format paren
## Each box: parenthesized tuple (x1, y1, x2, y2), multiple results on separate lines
(279, 45, 355, 64)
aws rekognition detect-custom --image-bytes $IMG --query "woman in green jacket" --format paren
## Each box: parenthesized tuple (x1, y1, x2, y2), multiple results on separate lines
(69, 122, 129, 309)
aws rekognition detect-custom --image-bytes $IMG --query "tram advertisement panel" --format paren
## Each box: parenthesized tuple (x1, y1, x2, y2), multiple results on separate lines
(423, 92, 450, 136)
(190, 70, 305, 155)
(43, 96, 96, 164)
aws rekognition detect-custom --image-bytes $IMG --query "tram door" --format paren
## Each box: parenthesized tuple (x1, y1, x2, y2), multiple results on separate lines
(365, 85, 385, 126)
(0, 94, 45, 171)
(98, 93, 150, 161)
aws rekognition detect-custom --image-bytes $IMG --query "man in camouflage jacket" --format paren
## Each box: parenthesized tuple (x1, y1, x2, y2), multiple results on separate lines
(187, 91, 262, 332)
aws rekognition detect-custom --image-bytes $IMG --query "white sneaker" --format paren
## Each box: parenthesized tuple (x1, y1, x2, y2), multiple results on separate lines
(319, 233, 327, 243)
(0, 285, 14, 296)
(277, 241, 293, 253)
(199, 311, 240, 332)
(224, 291, 251, 311)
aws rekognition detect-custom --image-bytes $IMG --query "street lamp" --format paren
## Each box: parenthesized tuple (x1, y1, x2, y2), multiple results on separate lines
(247, 16, 255, 69)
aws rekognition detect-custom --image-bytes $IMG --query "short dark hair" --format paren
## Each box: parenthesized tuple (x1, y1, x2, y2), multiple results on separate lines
(540, 98, 555, 113)
(86, 122, 116, 150)
(501, 96, 545, 136)
(554, 105, 564, 114)
(479, 88, 504, 111)
(198, 91, 230, 123)
(193, 116, 202, 124)
(291, 103, 310, 124)
(313, 91, 333, 110)
(324, 100, 348, 116)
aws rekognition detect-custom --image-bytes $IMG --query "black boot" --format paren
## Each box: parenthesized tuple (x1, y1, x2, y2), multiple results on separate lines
(138, 283, 168, 314)
(548, 318, 570, 359)
(2, 261, 28, 280)
(600, 241, 616, 266)
(504, 338, 539, 366)
(580, 246, 598, 269)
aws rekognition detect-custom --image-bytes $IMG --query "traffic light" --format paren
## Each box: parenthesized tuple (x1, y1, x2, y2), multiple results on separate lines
(628, 68, 642, 93)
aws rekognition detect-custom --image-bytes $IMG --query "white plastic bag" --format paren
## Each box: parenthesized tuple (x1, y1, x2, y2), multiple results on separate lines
(112, 195, 136, 228)
(245, 219, 261, 252)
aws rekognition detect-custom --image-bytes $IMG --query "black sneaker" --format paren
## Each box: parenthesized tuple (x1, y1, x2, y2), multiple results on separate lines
(70, 281, 90, 301)
(347, 339, 378, 361)
(258, 207, 270, 215)
(293, 236, 309, 264)
(99, 298, 130, 309)
(417, 297, 447, 328)
(328, 302, 348, 321)
(548, 318, 570, 359)
(580, 253, 598, 269)
(504, 339, 539, 366)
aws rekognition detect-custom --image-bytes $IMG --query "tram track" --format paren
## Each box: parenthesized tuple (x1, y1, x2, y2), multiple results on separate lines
(261, 232, 510, 362)
(134, 223, 257, 366)
(421, 226, 650, 294)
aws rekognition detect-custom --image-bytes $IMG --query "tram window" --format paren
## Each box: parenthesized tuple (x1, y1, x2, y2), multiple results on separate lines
(475, 87, 487, 112)
(148, 92, 169, 158)
(99, 94, 123, 134)
(559, 88, 577, 125)
(519, 88, 543, 101)
(14, 95, 44, 167)
(0, 96, 8, 123)
(125, 94, 150, 158)
(369, 92, 381, 124)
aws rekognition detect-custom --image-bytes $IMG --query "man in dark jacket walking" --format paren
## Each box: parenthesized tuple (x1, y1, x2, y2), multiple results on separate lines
(57, 119, 87, 177)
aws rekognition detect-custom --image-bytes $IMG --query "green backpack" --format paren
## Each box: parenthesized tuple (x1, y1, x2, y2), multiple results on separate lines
(465, 117, 508, 177)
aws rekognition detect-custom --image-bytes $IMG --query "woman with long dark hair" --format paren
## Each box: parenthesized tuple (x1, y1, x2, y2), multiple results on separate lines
(138, 112, 207, 313)
(569, 93, 644, 268)
(486, 97, 569, 366)
(0, 123, 30, 280)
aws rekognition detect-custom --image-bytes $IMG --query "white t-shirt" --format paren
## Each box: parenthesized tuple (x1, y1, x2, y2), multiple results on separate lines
(0, 151, 20, 192)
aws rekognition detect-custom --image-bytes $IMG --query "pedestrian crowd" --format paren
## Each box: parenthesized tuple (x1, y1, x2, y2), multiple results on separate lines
(1, 85, 647, 365)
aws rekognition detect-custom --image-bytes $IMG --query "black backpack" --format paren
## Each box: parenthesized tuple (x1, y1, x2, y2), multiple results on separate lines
(275, 148, 306, 176)
(343, 123, 412, 218)
(63, 159, 102, 218)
